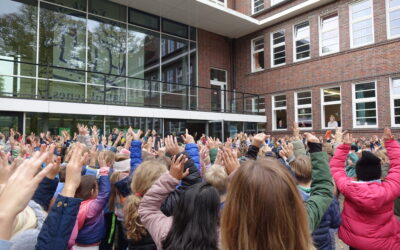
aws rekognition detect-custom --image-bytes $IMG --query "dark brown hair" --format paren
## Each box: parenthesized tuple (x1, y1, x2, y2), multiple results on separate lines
(75, 175, 98, 200)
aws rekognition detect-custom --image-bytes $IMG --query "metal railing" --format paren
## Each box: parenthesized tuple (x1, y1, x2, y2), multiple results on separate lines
(0, 58, 262, 115)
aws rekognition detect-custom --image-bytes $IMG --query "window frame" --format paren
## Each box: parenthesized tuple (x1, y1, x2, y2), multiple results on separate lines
(271, 0, 286, 6)
(390, 78, 400, 127)
(293, 21, 311, 62)
(251, 36, 265, 72)
(319, 12, 340, 56)
(270, 29, 286, 68)
(386, 0, 400, 39)
(352, 81, 378, 128)
(208, 0, 227, 8)
(252, 0, 265, 15)
(320, 86, 342, 129)
(294, 91, 313, 130)
(272, 94, 288, 131)
(349, 0, 375, 48)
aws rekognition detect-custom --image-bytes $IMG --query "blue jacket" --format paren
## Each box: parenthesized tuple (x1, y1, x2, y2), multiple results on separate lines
(114, 140, 142, 197)
(185, 143, 200, 170)
(35, 195, 82, 250)
(32, 177, 59, 211)
(299, 188, 341, 250)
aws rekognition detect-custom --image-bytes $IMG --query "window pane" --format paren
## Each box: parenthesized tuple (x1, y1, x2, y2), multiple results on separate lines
(127, 26, 160, 86)
(390, 0, 400, 8)
(0, 75, 36, 98)
(128, 8, 160, 31)
(355, 82, 375, 91)
(162, 19, 188, 38)
(190, 42, 197, 86)
(274, 95, 286, 102)
(161, 35, 188, 85)
(390, 9, 400, 37)
(89, 0, 126, 22)
(356, 109, 376, 117)
(356, 101, 376, 110)
(297, 91, 311, 98)
(351, 0, 372, 20)
(351, 0, 373, 46)
(275, 109, 287, 129)
(392, 79, 400, 96)
(87, 16, 126, 85)
(324, 104, 341, 128)
(356, 90, 375, 99)
(395, 98, 400, 107)
(210, 68, 226, 82)
(323, 87, 341, 102)
(190, 26, 196, 41)
(254, 0, 264, 13)
(356, 118, 376, 126)
(39, 3, 86, 83)
(45, 0, 86, 11)
(38, 80, 85, 101)
(0, 0, 37, 77)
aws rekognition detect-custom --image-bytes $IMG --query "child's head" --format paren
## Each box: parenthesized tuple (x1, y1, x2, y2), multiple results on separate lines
(203, 164, 228, 196)
(103, 150, 116, 167)
(356, 151, 382, 181)
(75, 175, 98, 200)
(221, 158, 313, 250)
(290, 155, 312, 185)
(124, 160, 167, 241)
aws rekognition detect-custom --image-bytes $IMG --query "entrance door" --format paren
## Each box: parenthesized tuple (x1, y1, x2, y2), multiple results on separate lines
(210, 68, 227, 112)
(208, 120, 224, 141)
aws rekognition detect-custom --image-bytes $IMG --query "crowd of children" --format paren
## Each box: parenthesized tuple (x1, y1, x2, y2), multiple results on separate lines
(0, 122, 399, 250)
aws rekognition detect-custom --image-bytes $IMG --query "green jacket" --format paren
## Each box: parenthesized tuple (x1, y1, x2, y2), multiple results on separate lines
(345, 152, 358, 177)
(209, 148, 218, 164)
(306, 151, 334, 231)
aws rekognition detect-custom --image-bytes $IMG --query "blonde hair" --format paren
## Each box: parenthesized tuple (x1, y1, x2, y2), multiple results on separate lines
(374, 149, 388, 164)
(115, 153, 129, 162)
(103, 150, 116, 166)
(221, 158, 313, 250)
(124, 160, 167, 241)
(12, 206, 37, 237)
(290, 155, 312, 184)
(203, 164, 228, 195)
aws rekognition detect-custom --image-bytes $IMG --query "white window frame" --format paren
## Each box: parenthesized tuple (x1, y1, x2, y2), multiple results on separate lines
(252, 0, 265, 14)
(320, 86, 342, 129)
(295, 91, 313, 130)
(352, 81, 378, 128)
(386, 0, 400, 39)
(293, 21, 311, 62)
(349, 0, 375, 48)
(270, 30, 286, 68)
(209, 0, 227, 8)
(272, 94, 288, 131)
(319, 13, 340, 56)
(390, 78, 400, 127)
(271, 0, 285, 6)
(251, 36, 265, 72)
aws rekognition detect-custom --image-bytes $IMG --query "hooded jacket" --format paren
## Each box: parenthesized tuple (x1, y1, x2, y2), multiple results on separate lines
(330, 141, 400, 250)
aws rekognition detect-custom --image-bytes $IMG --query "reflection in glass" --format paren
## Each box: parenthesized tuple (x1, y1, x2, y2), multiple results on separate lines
(39, 3, 86, 82)
(87, 16, 126, 86)
(38, 80, 85, 101)
(0, 0, 37, 77)
(89, 0, 126, 22)
(0, 75, 36, 97)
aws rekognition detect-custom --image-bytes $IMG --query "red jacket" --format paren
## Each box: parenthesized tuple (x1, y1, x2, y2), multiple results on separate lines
(330, 141, 400, 250)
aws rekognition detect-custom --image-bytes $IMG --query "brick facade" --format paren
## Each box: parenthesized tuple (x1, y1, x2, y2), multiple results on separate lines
(224, 0, 400, 136)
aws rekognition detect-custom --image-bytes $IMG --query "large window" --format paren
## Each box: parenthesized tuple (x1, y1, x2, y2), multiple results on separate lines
(353, 82, 377, 127)
(320, 14, 339, 55)
(350, 0, 374, 48)
(272, 95, 287, 130)
(387, 0, 400, 39)
(271, 30, 286, 67)
(321, 87, 341, 129)
(251, 37, 264, 72)
(253, 0, 264, 14)
(295, 91, 312, 128)
(391, 78, 400, 126)
(294, 22, 310, 61)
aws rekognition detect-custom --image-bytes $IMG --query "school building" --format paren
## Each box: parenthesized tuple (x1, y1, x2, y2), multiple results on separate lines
(0, 0, 399, 138)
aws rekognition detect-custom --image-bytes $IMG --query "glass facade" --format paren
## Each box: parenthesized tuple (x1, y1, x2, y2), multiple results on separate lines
(0, 0, 197, 108)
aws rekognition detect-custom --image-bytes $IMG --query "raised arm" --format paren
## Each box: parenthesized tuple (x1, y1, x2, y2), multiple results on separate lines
(330, 134, 352, 194)
(139, 155, 187, 249)
(129, 128, 143, 175)
(382, 128, 400, 199)
(304, 133, 333, 232)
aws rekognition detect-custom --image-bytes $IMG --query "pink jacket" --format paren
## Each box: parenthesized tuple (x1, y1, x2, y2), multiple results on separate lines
(138, 172, 178, 250)
(330, 141, 400, 250)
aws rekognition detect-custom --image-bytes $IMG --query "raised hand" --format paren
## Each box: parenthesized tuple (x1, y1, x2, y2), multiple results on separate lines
(222, 147, 240, 175)
(165, 135, 181, 156)
(304, 133, 320, 143)
(169, 154, 189, 180)
(280, 143, 294, 159)
(0, 150, 55, 240)
(292, 121, 301, 140)
(343, 133, 353, 145)
(335, 127, 347, 144)
(252, 133, 268, 148)
(62, 143, 87, 197)
(132, 129, 142, 141)
(0, 151, 13, 184)
(181, 129, 195, 144)
(206, 137, 218, 149)
(383, 127, 395, 141)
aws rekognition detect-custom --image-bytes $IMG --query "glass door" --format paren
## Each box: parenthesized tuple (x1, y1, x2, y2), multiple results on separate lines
(208, 120, 224, 141)
(0, 111, 23, 135)
(210, 68, 227, 112)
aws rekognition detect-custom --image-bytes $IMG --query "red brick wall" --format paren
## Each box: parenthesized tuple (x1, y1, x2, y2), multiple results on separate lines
(197, 29, 232, 111)
(233, 0, 400, 134)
